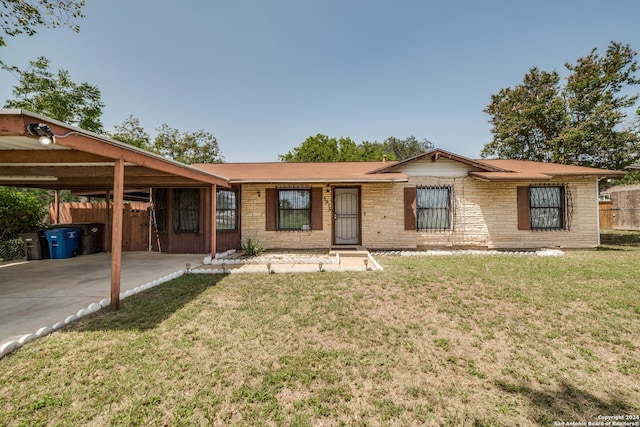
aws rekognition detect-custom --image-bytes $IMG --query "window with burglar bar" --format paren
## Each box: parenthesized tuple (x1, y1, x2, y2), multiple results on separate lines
(416, 186, 452, 230)
(278, 189, 311, 230)
(173, 188, 200, 233)
(530, 185, 566, 230)
(216, 189, 237, 231)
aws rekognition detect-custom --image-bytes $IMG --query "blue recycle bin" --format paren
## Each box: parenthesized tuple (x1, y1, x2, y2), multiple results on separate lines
(44, 227, 83, 259)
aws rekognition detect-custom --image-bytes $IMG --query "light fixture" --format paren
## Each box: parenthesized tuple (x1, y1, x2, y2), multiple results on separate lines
(26, 123, 56, 146)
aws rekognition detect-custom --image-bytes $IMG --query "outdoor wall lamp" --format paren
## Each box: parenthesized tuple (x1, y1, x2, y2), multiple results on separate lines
(26, 123, 79, 146)
(26, 123, 56, 146)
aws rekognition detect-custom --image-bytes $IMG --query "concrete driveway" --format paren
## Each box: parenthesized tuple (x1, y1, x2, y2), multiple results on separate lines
(0, 251, 205, 348)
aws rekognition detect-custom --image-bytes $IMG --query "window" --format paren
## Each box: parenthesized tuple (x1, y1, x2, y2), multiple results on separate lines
(173, 189, 200, 233)
(416, 186, 452, 230)
(278, 189, 311, 230)
(517, 185, 571, 231)
(152, 189, 167, 232)
(529, 186, 565, 230)
(216, 189, 237, 231)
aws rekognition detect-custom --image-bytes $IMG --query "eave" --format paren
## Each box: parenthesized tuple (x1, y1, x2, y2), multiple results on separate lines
(0, 110, 230, 189)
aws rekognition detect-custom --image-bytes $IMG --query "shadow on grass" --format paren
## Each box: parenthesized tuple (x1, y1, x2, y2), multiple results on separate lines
(600, 230, 640, 247)
(496, 379, 634, 425)
(66, 274, 224, 333)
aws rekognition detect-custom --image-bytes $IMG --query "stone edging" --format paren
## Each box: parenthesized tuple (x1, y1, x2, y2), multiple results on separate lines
(371, 249, 565, 257)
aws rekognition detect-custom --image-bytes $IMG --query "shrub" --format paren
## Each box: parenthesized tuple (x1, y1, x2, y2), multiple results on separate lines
(241, 237, 264, 257)
(0, 187, 46, 241)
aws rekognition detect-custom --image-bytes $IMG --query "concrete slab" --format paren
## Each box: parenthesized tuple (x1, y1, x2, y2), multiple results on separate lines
(0, 252, 204, 348)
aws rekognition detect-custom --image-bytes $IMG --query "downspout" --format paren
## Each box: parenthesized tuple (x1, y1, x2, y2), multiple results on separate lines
(596, 177, 602, 247)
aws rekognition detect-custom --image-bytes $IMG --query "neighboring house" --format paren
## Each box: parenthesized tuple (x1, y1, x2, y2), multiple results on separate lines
(603, 184, 640, 231)
(191, 150, 622, 252)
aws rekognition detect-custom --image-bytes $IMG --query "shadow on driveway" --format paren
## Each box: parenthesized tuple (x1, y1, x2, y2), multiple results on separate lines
(0, 252, 206, 346)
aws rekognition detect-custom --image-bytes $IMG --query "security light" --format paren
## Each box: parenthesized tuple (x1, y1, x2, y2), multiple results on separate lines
(26, 123, 56, 146)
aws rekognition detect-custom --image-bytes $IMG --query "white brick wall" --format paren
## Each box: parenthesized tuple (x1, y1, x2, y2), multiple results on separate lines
(239, 176, 600, 251)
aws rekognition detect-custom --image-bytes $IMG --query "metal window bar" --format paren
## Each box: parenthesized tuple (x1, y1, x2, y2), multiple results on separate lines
(153, 189, 167, 232)
(278, 188, 311, 230)
(174, 188, 200, 233)
(416, 186, 452, 230)
(216, 189, 237, 231)
(529, 185, 570, 231)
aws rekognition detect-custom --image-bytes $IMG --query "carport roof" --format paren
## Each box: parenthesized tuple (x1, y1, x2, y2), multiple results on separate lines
(0, 109, 229, 190)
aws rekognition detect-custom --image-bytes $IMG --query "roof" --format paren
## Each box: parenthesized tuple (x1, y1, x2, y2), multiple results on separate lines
(0, 109, 229, 189)
(193, 161, 408, 183)
(369, 149, 505, 173)
(471, 159, 625, 181)
(196, 149, 624, 184)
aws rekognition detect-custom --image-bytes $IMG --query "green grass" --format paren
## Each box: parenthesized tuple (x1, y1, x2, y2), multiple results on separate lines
(1, 232, 639, 426)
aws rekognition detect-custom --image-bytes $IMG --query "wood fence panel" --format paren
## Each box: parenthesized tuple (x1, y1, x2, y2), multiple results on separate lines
(49, 202, 150, 251)
(599, 201, 613, 230)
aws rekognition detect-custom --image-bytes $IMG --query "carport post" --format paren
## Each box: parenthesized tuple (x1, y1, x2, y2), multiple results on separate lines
(210, 184, 217, 257)
(110, 158, 125, 311)
(53, 190, 60, 224)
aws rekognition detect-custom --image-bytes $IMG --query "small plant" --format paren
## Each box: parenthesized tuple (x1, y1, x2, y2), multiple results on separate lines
(241, 237, 264, 257)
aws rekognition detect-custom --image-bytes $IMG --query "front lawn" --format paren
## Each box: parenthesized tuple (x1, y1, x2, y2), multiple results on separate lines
(1, 235, 639, 426)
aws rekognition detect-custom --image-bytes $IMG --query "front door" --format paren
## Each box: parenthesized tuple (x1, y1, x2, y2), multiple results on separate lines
(333, 188, 360, 245)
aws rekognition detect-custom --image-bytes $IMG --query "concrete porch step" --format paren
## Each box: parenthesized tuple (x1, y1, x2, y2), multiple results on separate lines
(329, 246, 370, 257)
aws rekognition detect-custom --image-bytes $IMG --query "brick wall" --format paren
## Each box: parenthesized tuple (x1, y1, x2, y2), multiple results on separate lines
(238, 177, 600, 251)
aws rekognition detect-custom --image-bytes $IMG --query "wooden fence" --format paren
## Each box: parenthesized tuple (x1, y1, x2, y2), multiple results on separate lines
(49, 202, 151, 251)
(599, 201, 613, 230)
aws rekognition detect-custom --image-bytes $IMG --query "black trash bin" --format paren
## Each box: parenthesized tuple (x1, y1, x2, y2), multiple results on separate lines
(20, 231, 50, 260)
(66, 223, 105, 255)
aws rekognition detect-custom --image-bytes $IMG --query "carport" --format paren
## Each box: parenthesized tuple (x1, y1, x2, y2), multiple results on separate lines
(0, 109, 229, 310)
(0, 251, 204, 348)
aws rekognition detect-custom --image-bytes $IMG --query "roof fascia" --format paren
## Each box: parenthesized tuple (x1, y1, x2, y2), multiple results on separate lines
(228, 177, 409, 184)
(2, 110, 230, 187)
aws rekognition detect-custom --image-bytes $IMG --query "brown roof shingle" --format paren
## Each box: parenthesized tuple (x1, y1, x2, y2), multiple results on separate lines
(193, 150, 624, 184)
(193, 161, 408, 183)
(473, 159, 625, 181)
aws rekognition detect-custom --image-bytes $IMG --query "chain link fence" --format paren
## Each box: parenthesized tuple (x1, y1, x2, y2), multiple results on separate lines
(0, 238, 25, 262)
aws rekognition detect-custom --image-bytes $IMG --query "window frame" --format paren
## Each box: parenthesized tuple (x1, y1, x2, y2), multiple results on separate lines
(529, 185, 566, 231)
(277, 188, 312, 231)
(173, 188, 200, 233)
(416, 186, 453, 231)
(216, 188, 238, 232)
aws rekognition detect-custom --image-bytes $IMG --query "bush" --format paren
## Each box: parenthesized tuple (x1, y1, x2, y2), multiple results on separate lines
(0, 238, 26, 262)
(241, 237, 264, 257)
(0, 187, 46, 241)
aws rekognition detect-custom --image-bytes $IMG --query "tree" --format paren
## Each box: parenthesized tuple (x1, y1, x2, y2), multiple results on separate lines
(0, 0, 85, 47)
(279, 134, 434, 162)
(279, 134, 342, 162)
(482, 41, 640, 170)
(384, 135, 434, 160)
(109, 115, 153, 151)
(154, 124, 224, 164)
(3, 56, 104, 132)
(359, 140, 389, 161)
(0, 187, 46, 241)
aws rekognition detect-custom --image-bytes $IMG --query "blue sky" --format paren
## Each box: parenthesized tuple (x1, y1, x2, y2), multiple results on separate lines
(1, 0, 639, 162)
